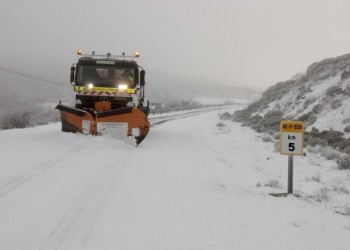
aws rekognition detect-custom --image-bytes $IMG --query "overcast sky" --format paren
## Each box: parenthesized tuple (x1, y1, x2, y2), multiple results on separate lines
(1, 0, 350, 90)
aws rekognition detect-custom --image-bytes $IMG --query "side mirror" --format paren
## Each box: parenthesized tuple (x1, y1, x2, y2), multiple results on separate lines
(70, 66, 76, 83)
(135, 67, 139, 84)
(140, 70, 146, 86)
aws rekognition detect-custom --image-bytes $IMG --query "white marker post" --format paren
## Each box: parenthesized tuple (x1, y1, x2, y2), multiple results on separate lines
(280, 120, 304, 194)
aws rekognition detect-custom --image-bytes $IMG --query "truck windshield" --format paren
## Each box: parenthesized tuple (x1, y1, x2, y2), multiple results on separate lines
(77, 65, 136, 87)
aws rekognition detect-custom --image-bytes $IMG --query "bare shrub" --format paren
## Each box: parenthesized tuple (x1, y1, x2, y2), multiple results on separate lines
(311, 174, 321, 182)
(258, 104, 269, 112)
(291, 220, 301, 228)
(345, 204, 350, 216)
(306, 136, 328, 147)
(232, 109, 251, 122)
(261, 80, 292, 103)
(259, 110, 284, 132)
(246, 115, 262, 126)
(219, 112, 231, 120)
(303, 97, 316, 109)
(310, 127, 319, 133)
(333, 185, 349, 195)
(298, 112, 317, 126)
(264, 179, 282, 189)
(216, 122, 225, 128)
(1, 111, 32, 129)
(322, 131, 345, 147)
(306, 145, 320, 154)
(236, 109, 283, 134)
(251, 124, 262, 133)
(330, 99, 342, 109)
(344, 125, 350, 133)
(305, 129, 344, 148)
(337, 138, 350, 153)
(326, 85, 343, 97)
(343, 118, 350, 124)
(0, 105, 60, 130)
(312, 187, 330, 202)
(264, 110, 283, 120)
(344, 86, 350, 97)
(320, 146, 341, 160)
(244, 115, 263, 132)
(262, 135, 272, 142)
(336, 156, 350, 170)
(312, 104, 323, 114)
(343, 146, 350, 155)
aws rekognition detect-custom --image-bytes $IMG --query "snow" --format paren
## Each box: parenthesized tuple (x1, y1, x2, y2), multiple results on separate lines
(193, 97, 250, 105)
(0, 106, 349, 250)
(253, 71, 350, 136)
(307, 74, 341, 100)
(310, 96, 350, 132)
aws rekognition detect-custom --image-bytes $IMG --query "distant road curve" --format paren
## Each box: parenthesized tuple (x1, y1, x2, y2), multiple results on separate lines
(149, 106, 230, 126)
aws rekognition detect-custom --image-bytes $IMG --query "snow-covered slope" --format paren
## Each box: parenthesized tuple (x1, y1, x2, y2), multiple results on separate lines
(0, 106, 349, 250)
(236, 53, 350, 134)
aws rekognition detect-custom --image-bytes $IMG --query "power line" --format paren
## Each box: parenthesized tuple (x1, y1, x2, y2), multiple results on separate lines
(0, 67, 65, 87)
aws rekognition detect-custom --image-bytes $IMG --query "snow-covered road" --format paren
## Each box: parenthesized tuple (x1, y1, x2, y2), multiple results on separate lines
(0, 107, 349, 250)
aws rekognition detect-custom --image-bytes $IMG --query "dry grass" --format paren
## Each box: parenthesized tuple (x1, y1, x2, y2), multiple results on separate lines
(264, 179, 283, 189)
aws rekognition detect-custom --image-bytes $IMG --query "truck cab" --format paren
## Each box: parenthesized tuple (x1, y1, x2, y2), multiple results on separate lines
(70, 53, 145, 110)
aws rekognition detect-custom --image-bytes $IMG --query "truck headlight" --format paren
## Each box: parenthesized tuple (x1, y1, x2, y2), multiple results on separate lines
(87, 83, 94, 89)
(118, 84, 128, 90)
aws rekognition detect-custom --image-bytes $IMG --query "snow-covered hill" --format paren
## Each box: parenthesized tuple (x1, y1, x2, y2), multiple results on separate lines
(232, 53, 350, 163)
(258, 54, 350, 133)
(0, 107, 349, 250)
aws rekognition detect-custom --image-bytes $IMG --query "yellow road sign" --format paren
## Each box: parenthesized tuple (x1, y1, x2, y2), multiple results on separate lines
(280, 120, 304, 155)
(280, 120, 303, 132)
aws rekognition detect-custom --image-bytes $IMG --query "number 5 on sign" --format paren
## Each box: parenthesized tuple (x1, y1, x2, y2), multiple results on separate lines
(280, 120, 304, 155)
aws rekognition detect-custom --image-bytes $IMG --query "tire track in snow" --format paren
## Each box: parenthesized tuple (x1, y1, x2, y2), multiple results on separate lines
(40, 147, 133, 250)
(0, 146, 83, 199)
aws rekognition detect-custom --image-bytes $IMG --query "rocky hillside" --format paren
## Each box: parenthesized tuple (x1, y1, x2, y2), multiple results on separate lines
(232, 53, 350, 167)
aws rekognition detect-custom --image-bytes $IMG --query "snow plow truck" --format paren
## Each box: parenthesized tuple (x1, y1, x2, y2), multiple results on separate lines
(56, 50, 150, 145)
